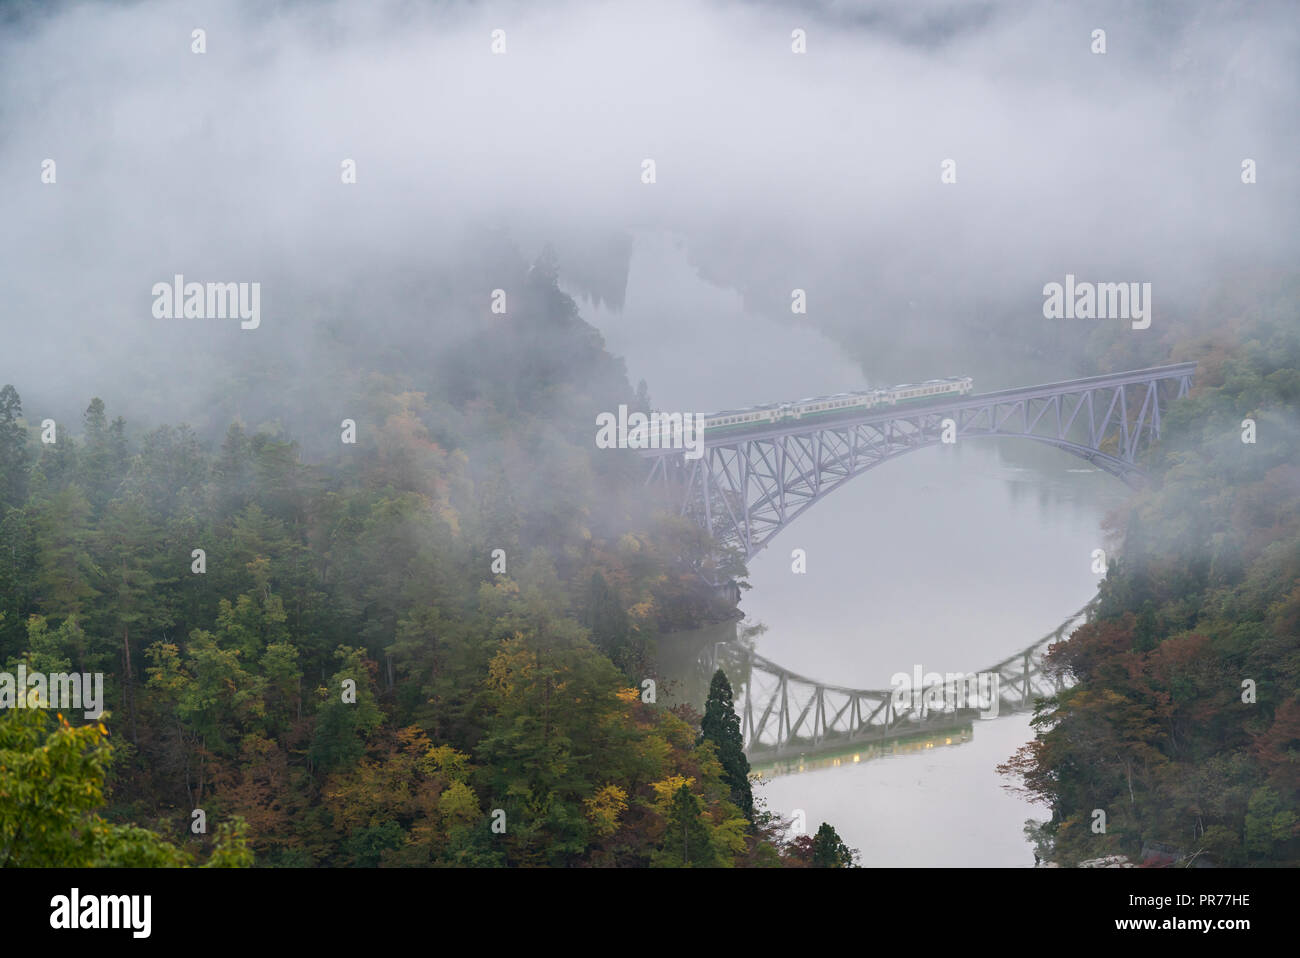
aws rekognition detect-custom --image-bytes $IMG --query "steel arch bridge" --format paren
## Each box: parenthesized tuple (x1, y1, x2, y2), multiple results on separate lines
(708, 603, 1092, 760)
(643, 363, 1195, 562)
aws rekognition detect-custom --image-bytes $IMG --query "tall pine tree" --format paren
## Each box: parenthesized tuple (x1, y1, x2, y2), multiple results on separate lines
(700, 668, 753, 822)
(0, 385, 30, 509)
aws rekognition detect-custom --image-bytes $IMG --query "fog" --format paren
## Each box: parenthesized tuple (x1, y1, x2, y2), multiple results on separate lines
(3, 0, 1296, 871)
(3, 0, 1297, 427)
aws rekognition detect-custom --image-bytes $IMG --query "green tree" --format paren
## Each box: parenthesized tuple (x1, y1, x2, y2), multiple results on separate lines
(77, 398, 127, 513)
(655, 784, 717, 867)
(309, 646, 384, 773)
(811, 822, 857, 868)
(97, 493, 176, 744)
(30, 484, 99, 627)
(582, 571, 636, 676)
(0, 385, 30, 509)
(700, 668, 752, 822)
(0, 706, 247, 867)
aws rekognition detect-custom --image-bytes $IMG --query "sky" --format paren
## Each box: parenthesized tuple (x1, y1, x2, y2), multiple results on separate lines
(2, 0, 1296, 422)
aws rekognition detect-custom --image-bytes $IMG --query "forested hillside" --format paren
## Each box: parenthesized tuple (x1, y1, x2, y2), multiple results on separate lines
(1002, 274, 1300, 866)
(0, 252, 840, 867)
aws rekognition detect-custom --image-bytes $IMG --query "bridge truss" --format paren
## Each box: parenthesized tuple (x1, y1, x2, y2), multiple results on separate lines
(709, 603, 1093, 759)
(645, 363, 1195, 562)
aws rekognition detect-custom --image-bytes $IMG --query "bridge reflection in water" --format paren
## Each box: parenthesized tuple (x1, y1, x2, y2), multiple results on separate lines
(699, 602, 1095, 766)
(750, 725, 974, 779)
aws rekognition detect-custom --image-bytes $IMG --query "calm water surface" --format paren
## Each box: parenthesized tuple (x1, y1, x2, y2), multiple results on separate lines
(582, 233, 1128, 866)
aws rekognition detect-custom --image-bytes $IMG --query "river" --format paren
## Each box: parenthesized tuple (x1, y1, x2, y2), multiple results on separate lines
(576, 232, 1130, 866)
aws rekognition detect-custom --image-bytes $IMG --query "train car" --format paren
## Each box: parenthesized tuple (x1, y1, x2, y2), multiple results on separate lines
(703, 402, 781, 433)
(879, 377, 971, 406)
(785, 392, 872, 421)
(701, 376, 973, 432)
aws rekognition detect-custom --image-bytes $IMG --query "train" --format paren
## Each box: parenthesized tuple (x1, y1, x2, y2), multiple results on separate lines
(702, 376, 974, 434)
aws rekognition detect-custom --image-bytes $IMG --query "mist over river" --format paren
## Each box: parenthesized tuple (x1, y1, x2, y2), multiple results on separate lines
(579, 233, 1130, 866)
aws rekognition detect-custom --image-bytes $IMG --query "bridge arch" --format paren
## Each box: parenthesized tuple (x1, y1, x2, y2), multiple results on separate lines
(643, 363, 1194, 562)
(707, 602, 1094, 759)
(727, 432, 1137, 560)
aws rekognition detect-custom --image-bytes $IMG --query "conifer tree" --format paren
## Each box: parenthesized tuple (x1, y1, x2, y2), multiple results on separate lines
(700, 668, 753, 821)
(811, 822, 857, 868)
(656, 784, 716, 868)
(0, 385, 30, 509)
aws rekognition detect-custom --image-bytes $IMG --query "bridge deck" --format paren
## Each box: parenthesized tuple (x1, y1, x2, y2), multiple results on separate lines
(638, 362, 1198, 451)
